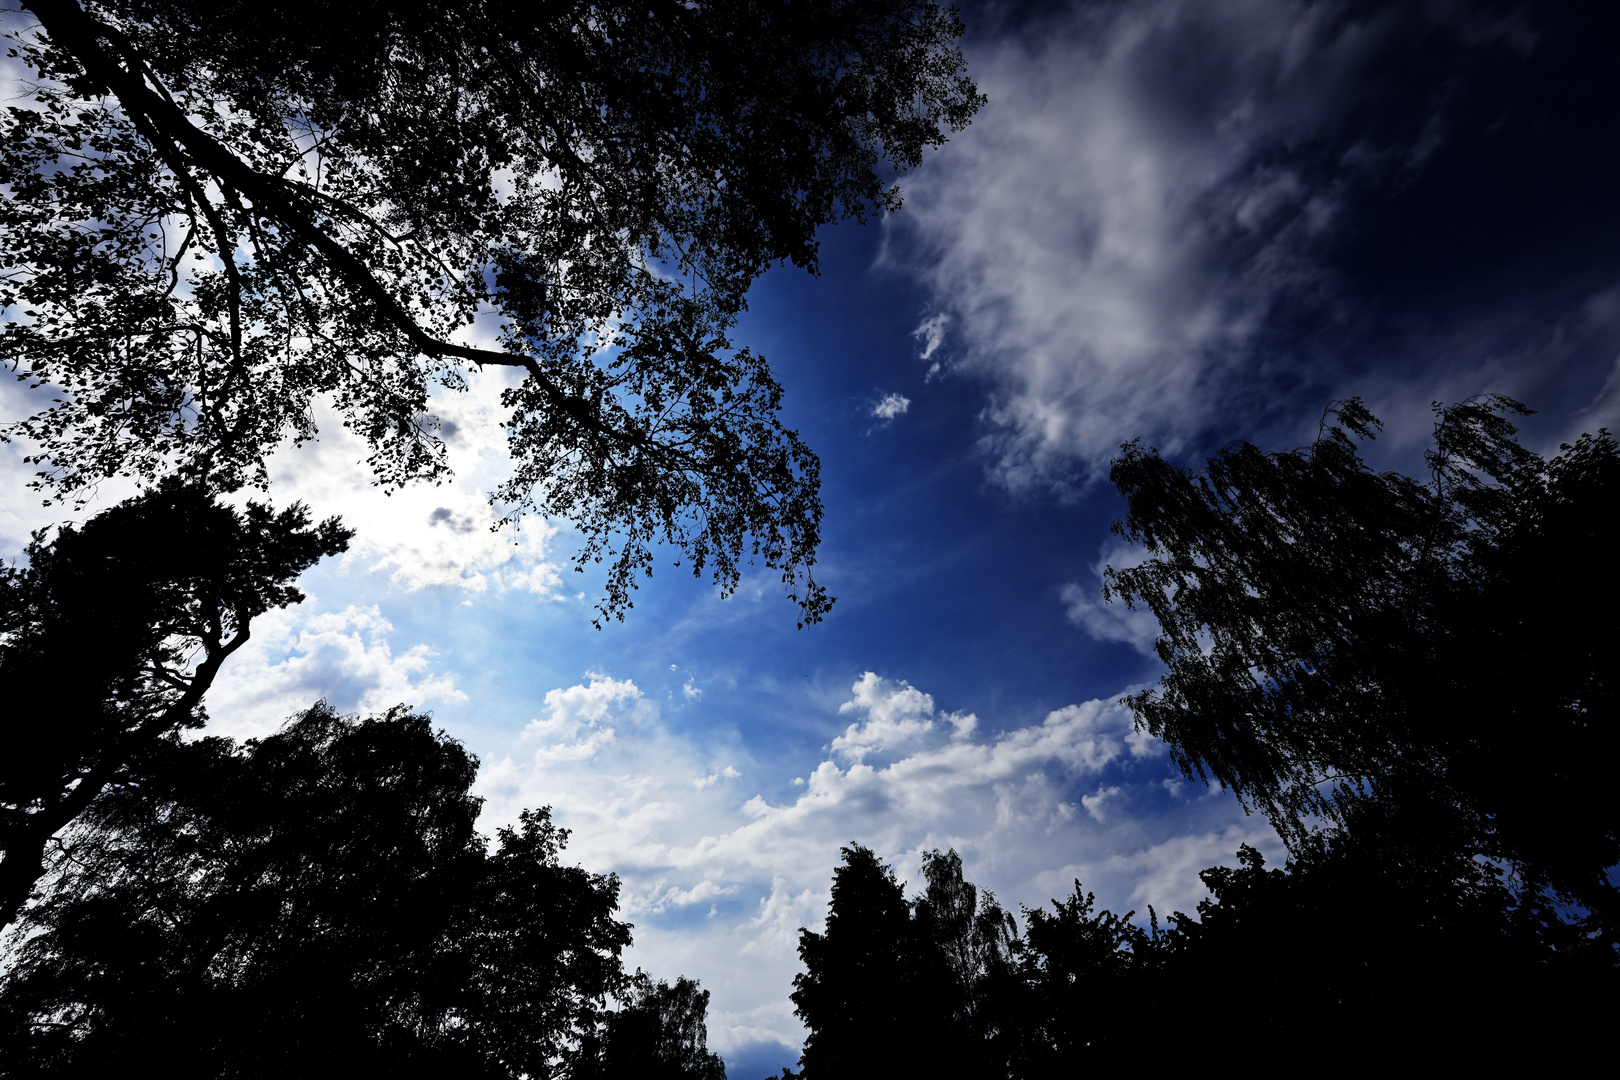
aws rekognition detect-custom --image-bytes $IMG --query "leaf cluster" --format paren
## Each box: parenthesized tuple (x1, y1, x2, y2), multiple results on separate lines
(2, 0, 984, 624)
(0, 703, 647, 1078)
(1102, 396, 1620, 923)
(0, 483, 349, 927)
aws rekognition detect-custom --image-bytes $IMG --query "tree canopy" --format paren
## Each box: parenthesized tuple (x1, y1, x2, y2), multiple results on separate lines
(0, 702, 727, 1078)
(785, 838, 1617, 1076)
(783, 401, 1619, 1073)
(0, 484, 349, 927)
(574, 971, 726, 1080)
(791, 845, 1018, 1079)
(1104, 398, 1620, 926)
(2, 0, 983, 624)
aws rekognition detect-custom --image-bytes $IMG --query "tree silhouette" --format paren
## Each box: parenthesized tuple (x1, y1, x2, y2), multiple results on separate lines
(790, 846, 1017, 1079)
(910, 848, 1021, 1075)
(1151, 815, 1617, 1065)
(0, 485, 350, 929)
(1104, 398, 1620, 928)
(789, 836, 1618, 1075)
(0, 702, 721, 1078)
(575, 971, 727, 1080)
(1013, 880, 1159, 1071)
(792, 845, 917, 1077)
(3, 0, 983, 624)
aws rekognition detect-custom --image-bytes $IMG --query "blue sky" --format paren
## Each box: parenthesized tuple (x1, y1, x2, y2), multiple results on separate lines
(4, 1, 1620, 1075)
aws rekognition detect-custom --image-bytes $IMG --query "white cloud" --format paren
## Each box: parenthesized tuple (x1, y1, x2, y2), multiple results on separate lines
(0, 223, 574, 602)
(1062, 537, 1162, 653)
(831, 672, 944, 761)
(1081, 785, 1124, 822)
(203, 603, 465, 741)
(243, 319, 569, 600)
(893, 0, 1510, 487)
(1, 318, 570, 605)
(913, 313, 950, 362)
(870, 392, 911, 421)
(474, 669, 1275, 1059)
(694, 766, 741, 791)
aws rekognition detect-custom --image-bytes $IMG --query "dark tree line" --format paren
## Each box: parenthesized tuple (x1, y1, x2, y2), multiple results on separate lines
(786, 400, 1620, 1076)
(0, 701, 727, 1078)
(790, 831, 1615, 1078)
(0, 488, 728, 1076)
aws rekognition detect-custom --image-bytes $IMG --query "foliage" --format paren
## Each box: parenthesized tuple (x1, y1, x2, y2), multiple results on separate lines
(791, 845, 916, 1077)
(1154, 833, 1614, 1059)
(0, 702, 722, 1078)
(574, 971, 726, 1080)
(2, 0, 984, 625)
(790, 845, 1017, 1079)
(1104, 397, 1620, 924)
(1440, 426, 1620, 920)
(1020, 830, 1617, 1067)
(0, 483, 349, 927)
(789, 837, 1619, 1076)
(1011, 881, 1159, 1071)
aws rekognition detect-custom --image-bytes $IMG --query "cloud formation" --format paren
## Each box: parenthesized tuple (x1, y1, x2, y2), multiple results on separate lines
(895, 0, 1526, 485)
(1061, 537, 1161, 653)
(205, 603, 466, 741)
(252, 366, 570, 598)
(475, 670, 1276, 1058)
(870, 392, 911, 421)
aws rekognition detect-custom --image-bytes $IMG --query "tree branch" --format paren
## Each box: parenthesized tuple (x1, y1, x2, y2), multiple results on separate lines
(22, 0, 641, 451)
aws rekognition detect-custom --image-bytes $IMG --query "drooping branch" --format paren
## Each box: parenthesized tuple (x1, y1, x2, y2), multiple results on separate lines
(21, 0, 645, 451)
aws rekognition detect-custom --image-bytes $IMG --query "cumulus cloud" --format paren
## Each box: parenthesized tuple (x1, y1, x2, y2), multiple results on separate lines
(204, 603, 465, 741)
(893, 0, 1521, 486)
(870, 392, 912, 421)
(830, 671, 972, 761)
(475, 669, 1276, 1058)
(694, 766, 741, 791)
(1082, 785, 1124, 822)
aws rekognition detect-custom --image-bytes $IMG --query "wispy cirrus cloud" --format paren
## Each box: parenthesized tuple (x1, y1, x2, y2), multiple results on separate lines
(894, 0, 1533, 486)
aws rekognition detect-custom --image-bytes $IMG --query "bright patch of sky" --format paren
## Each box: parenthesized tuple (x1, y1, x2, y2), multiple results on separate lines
(6, 1, 1620, 1074)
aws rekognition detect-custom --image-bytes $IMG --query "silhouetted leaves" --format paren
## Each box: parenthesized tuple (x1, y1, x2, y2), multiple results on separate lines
(3, 0, 985, 624)
(1105, 398, 1620, 927)
(0, 484, 349, 927)
(791, 838, 1618, 1076)
(0, 703, 722, 1078)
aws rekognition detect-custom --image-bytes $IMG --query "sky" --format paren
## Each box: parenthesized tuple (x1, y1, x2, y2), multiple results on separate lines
(5, 1, 1620, 1075)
